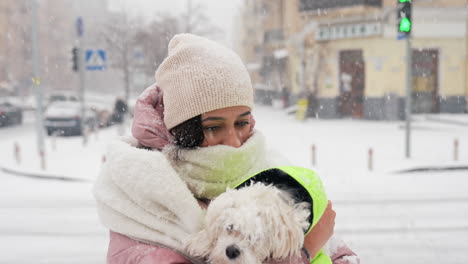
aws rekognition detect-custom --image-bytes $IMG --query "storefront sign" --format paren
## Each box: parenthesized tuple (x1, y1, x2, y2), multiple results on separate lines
(316, 23, 382, 41)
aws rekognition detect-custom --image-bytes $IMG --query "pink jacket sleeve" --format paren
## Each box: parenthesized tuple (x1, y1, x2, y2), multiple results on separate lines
(329, 238, 360, 264)
(107, 231, 192, 264)
(131, 83, 173, 150)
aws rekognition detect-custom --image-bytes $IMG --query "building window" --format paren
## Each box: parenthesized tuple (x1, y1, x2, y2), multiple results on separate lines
(264, 29, 284, 43)
(254, 45, 262, 54)
(298, 0, 382, 12)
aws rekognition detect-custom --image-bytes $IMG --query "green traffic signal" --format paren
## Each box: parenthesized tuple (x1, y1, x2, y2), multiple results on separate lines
(399, 17, 411, 32)
(399, 0, 411, 2)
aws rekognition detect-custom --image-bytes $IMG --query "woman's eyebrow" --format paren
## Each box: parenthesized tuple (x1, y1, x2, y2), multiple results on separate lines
(239, 111, 251, 117)
(202, 111, 251, 123)
(202, 116, 224, 122)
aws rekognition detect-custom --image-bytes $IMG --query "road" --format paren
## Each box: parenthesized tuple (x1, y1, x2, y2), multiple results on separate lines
(0, 172, 107, 264)
(1, 108, 467, 263)
(333, 194, 468, 263)
(0, 111, 107, 263)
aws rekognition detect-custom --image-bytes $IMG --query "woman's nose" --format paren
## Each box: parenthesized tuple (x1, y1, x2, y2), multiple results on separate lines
(222, 128, 242, 148)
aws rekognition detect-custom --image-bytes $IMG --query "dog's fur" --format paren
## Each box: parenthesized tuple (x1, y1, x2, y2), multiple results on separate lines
(185, 182, 311, 264)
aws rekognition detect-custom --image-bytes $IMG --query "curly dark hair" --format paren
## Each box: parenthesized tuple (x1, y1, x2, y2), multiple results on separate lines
(169, 115, 205, 149)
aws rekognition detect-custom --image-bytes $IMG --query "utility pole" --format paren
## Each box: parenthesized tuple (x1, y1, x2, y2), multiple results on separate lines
(405, 36, 412, 158)
(31, 0, 46, 169)
(397, 0, 413, 158)
(76, 17, 87, 144)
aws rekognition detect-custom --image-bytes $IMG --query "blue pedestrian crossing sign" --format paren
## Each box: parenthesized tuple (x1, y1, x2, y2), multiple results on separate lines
(85, 49, 106, 71)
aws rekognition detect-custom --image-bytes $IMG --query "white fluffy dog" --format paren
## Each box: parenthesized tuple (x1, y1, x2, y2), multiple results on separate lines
(185, 182, 311, 264)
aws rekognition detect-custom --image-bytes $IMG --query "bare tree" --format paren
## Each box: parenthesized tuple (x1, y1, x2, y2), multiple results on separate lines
(133, 13, 180, 79)
(101, 12, 142, 103)
(101, 6, 225, 98)
(181, 0, 223, 38)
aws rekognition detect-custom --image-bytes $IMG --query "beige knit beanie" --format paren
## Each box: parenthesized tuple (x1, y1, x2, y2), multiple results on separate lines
(155, 33, 254, 130)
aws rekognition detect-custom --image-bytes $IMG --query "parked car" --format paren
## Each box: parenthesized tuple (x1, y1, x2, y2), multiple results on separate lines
(44, 101, 97, 136)
(0, 101, 23, 127)
(47, 92, 79, 103)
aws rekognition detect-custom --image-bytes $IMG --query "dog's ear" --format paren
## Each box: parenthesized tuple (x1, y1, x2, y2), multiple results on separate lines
(269, 191, 309, 259)
(185, 230, 212, 258)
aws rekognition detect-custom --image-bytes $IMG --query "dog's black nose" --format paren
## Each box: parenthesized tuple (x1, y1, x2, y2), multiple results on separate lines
(226, 245, 240, 259)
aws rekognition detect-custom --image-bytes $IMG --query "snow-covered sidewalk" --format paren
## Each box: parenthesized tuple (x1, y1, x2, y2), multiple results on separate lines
(0, 114, 129, 181)
(1, 107, 466, 181)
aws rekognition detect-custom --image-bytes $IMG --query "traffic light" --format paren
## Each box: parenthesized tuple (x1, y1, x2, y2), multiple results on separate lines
(72, 47, 79, 72)
(397, 0, 412, 37)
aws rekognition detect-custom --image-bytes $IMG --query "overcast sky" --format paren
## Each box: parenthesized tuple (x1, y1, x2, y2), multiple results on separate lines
(108, 0, 243, 47)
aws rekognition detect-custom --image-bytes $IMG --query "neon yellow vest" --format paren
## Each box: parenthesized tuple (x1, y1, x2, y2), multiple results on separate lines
(312, 249, 332, 264)
(234, 166, 332, 264)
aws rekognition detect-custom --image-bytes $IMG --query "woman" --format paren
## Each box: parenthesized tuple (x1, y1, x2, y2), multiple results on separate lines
(93, 34, 358, 264)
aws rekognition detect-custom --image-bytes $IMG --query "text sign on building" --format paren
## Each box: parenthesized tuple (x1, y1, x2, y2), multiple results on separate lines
(316, 23, 382, 41)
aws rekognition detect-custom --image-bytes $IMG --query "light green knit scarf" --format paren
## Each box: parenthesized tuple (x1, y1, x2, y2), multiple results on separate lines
(163, 132, 274, 199)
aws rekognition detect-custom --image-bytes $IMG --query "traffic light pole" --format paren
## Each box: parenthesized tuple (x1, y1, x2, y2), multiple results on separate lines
(405, 35, 412, 158)
(77, 18, 87, 145)
(31, 0, 46, 169)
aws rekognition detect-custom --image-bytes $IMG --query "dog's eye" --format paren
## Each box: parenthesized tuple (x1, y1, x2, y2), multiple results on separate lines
(226, 224, 234, 232)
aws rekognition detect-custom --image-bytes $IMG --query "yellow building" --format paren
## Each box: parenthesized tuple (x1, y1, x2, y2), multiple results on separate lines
(241, 0, 468, 119)
(0, 1, 18, 89)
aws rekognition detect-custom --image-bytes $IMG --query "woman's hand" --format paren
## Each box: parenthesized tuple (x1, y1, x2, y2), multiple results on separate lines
(303, 200, 336, 258)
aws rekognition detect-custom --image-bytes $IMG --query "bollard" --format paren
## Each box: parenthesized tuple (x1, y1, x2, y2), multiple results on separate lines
(40, 150, 46, 170)
(14, 142, 21, 165)
(102, 155, 106, 164)
(368, 148, 373, 171)
(51, 131, 58, 151)
(454, 138, 459, 161)
(82, 127, 89, 146)
(94, 126, 99, 141)
(311, 144, 316, 166)
(117, 123, 125, 136)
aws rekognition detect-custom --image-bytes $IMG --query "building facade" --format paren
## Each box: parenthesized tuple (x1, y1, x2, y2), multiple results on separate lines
(239, 0, 468, 119)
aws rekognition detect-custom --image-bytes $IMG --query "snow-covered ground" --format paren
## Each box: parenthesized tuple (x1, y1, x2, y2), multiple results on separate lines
(0, 106, 467, 263)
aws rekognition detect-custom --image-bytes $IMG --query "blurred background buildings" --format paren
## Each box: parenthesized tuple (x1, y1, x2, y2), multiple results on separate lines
(237, 0, 468, 119)
(1, 0, 468, 119)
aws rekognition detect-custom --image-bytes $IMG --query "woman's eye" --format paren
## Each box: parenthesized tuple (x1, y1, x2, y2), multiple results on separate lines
(203, 126, 220, 132)
(236, 121, 250, 127)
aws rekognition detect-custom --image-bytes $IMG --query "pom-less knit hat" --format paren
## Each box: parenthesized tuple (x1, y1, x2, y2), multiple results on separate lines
(155, 33, 254, 130)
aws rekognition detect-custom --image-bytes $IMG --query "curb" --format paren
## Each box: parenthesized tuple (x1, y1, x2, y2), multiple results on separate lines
(395, 165, 468, 174)
(425, 116, 468, 127)
(0, 164, 90, 182)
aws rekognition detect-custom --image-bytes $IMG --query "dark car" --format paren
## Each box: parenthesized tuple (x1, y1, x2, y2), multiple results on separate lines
(44, 101, 97, 136)
(0, 101, 23, 127)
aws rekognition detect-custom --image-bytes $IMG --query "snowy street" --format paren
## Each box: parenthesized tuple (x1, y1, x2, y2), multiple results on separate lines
(0, 175, 107, 264)
(1, 107, 467, 263)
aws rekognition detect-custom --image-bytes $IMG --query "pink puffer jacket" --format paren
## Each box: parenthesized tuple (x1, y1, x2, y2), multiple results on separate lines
(108, 231, 310, 264)
(107, 232, 192, 264)
(107, 231, 358, 264)
(131, 84, 173, 150)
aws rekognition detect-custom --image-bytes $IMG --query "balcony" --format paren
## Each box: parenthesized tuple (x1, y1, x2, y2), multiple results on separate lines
(299, 0, 382, 12)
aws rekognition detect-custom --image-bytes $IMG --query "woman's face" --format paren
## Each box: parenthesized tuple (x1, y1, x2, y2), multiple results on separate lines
(200, 106, 254, 148)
